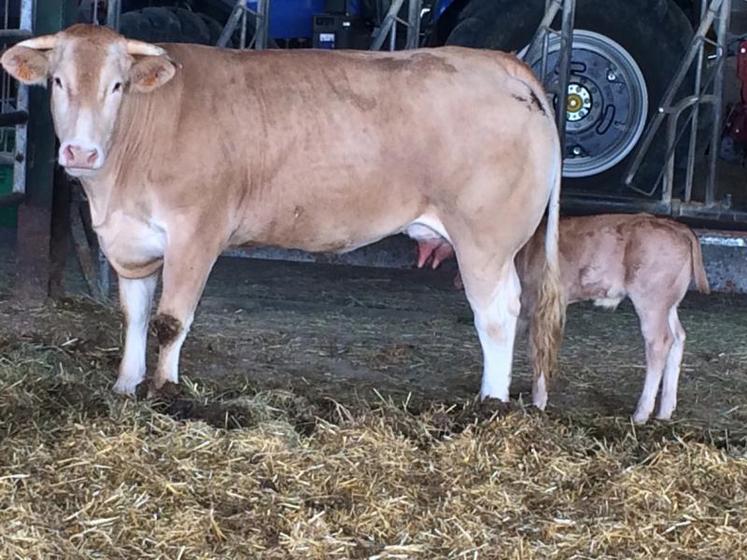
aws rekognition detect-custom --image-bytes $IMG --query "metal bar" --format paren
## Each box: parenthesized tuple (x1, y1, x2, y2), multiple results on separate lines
(0, 153, 18, 166)
(217, 0, 245, 48)
(14, 0, 33, 196)
(240, 6, 248, 49)
(0, 110, 29, 127)
(537, 0, 552, 83)
(370, 0, 406, 51)
(706, 0, 731, 206)
(97, 243, 111, 299)
(389, 17, 397, 51)
(554, 0, 576, 154)
(624, 0, 723, 187)
(106, 0, 122, 31)
(257, 0, 271, 50)
(406, 0, 422, 49)
(253, 0, 264, 50)
(663, 96, 704, 203)
(0, 192, 24, 208)
(0, 29, 32, 39)
(70, 202, 101, 298)
(521, 0, 562, 65)
(684, 0, 708, 203)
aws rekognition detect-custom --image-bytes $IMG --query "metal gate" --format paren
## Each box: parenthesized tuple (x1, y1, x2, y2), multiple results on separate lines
(0, 0, 33, 208)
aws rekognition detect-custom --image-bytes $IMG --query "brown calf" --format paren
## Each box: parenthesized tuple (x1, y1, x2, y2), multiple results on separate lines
(418, 213, 710, 424)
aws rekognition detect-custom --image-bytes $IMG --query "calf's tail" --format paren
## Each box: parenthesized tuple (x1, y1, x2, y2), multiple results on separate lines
(688, 230, 710, 294)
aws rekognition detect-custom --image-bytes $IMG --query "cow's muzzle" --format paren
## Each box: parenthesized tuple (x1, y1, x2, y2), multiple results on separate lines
(59, 141, 104, 172)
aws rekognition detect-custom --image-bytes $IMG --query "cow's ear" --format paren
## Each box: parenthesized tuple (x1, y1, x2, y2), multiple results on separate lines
(130, 55, 176, 93)
(0, 46, 50, 85)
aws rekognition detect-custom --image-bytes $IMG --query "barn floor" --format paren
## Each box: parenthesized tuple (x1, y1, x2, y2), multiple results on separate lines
(1, 238, 747, 557)
(3, 248, 746, 433)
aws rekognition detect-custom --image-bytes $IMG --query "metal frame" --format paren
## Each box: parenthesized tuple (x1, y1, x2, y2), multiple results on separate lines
(217, 0, 272, 50)
(0, 0, 33, 207)
(520, 0, 576, 156)
(370, 0, 423, 50)
(624, 0, 731, 210)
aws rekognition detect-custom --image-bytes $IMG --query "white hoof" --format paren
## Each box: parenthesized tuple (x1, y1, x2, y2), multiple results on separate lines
(112, 376, 141, 396)
(533, 391, 548, 411)
(655, 409, 674, 421)
(532, 374, 548, 411)
(631, 410, 651, 425)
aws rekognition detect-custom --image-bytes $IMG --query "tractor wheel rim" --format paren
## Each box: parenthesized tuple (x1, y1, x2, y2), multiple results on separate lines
(521, 30, 649, 178)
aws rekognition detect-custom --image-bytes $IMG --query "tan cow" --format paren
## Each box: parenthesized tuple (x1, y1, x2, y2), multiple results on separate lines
(1, 24, 564, 401)
(418, 213, 710, 423)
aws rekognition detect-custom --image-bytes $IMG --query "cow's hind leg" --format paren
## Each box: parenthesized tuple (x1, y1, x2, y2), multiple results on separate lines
(113, 273, 158, 395)
(459, 258, 521, 402)
(656, 306, 686, 421)
(631, 301, 674, 424)
(149, 236, 219, 395)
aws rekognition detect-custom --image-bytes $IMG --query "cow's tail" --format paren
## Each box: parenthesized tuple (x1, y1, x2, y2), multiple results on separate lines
(688, 229, 710, 294)
(530, 138, 566, 400)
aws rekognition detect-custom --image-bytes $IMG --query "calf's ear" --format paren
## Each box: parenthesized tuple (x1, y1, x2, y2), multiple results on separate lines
(0, 45, 50, 85)
(130, 55, 176, 93)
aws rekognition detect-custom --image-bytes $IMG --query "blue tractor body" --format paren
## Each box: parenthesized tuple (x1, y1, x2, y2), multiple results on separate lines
(245, 0, 457, 41)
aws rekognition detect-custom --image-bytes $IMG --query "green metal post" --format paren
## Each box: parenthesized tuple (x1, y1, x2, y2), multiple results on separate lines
(14, 0, 77, 301)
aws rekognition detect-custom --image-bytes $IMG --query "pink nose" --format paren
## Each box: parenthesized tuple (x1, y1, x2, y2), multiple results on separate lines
(61, 144, 100, 169)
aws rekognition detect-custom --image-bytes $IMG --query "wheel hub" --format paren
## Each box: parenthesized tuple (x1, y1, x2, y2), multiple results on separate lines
(566, 83, 592, 122)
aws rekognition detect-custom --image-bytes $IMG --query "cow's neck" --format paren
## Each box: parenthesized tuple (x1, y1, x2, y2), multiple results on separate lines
(78, 175, 114, 229)
(76, 92, 160, 230)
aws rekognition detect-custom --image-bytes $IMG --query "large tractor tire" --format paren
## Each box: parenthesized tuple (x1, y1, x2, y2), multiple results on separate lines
(118, 6, 227, 46)
(445, 0, 700, 195)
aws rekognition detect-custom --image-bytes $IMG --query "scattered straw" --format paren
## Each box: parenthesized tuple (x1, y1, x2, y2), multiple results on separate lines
(0, 331, 746, 559)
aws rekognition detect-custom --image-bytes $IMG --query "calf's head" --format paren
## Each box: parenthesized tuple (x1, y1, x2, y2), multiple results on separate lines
(1, 24, 176, 177)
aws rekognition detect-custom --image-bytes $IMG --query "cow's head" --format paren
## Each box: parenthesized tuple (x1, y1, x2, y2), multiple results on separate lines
(1, 24, 176, 177)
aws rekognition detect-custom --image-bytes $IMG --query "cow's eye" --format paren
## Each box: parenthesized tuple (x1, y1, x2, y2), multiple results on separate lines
(112, 82, 122, 94)
(54, 77, 62, 89)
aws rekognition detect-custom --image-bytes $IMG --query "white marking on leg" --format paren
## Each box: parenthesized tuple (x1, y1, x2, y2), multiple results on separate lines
(113, 274, 157, 395)
(470, 266, 521, 402)
(657, 307, 685, 421)
(532, 372, 548, 410)
(149, 312, 194, 393)
(632, 334, 672, 425)
(158, 327, 190, 386)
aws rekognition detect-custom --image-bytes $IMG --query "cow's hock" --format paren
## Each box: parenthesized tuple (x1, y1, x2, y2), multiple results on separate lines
(151, 313, 182, 347)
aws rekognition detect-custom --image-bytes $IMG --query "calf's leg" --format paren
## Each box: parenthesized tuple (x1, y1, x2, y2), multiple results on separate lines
(657, 306, 686, 420)
(113, 273, 158, 395)
(632, 302, 674, 424)
(149, 238, 219, 394)
(459, 259, 521, 402)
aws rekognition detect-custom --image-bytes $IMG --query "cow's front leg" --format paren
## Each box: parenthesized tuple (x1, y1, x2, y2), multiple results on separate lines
(149, 238, 219, 395)
(113, 273, 158, 395)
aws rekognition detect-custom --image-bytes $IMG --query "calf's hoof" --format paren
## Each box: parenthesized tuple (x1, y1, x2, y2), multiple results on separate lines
(532, 392, 548, 411)
(631, 410, 651, 425)
(532, 375, 548, 411)
(655, 410, 675, 422)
